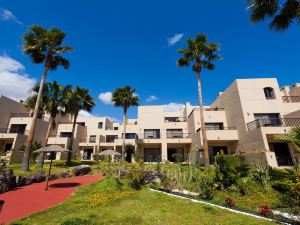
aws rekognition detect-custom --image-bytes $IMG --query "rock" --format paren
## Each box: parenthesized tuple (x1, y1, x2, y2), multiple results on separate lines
(0, 169, 16, 193)
(16, 176, 27, 187)
(0, 174, 9, 193)
(143, 170, 161, 184)
(28, 170, 46, 183)
(72, 165, 91, 176)
(59, 171, 71, 179)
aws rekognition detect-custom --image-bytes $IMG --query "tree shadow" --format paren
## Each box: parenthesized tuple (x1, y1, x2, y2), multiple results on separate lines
(49, 182, 81, 188)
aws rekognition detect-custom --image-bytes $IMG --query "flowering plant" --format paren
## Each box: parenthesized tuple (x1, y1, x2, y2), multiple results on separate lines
(258, 205, 274, 218)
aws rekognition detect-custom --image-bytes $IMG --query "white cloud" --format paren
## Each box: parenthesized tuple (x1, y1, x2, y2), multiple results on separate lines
(163, 102, 184, 112)
(0, 8, 22, 24)
(0, 55, 36, 100)
(98, 92, 113, 105)
(146, 95, 158, 103)
(167, 33, 184, 46)
(107, 116, 120, 123)
(78, 110, 93, 117)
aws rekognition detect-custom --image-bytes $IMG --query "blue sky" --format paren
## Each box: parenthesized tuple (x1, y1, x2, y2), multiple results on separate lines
(0, 0, 299, 121)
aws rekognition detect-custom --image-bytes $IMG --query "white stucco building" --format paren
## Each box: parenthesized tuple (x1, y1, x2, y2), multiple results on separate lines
(1, 78, 300, 167)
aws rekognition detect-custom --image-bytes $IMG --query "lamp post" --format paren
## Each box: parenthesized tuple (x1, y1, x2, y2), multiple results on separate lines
(0, 200, 5, 212)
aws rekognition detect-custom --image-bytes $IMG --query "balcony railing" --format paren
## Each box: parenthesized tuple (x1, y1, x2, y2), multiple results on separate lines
(10, 113, 44, 118)
(205, 127, 236, 130)
(166, 133, 190, 138)
(0, 128, 27, 134)
(282, 96, 300, 103)
(164, 117, 186, 123)
(247, 118, 300, 131)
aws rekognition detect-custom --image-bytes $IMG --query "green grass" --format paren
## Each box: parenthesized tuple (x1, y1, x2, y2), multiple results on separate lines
(12, 178, 277, 225)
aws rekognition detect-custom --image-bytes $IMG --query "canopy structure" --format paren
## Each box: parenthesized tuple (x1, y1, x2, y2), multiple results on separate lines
(99, 149, 121, 156)
(34, 145, 70, 190)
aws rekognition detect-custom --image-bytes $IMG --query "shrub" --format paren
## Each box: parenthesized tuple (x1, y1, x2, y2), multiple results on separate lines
(61, 218, 90, 225)
(161, 173, 177, 192)
(250, 165, 271, 189)
(125, 144, 135, 163)
(258, 205, 274, 218)
(172, 153, 183, 163)
(128, 162, 145, 190)
(214, 151, 249, 190)
(0, 157, 8, 172)
(197, 173, 214, 200)
(225, 197, 235, 208)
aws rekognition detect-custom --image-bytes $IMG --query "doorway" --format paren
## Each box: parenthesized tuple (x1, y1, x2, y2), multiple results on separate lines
(270, 143, 293, 166)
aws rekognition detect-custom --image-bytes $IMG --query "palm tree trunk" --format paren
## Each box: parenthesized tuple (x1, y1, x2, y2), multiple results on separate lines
(21, 64, 49, 171)
(121, 108, 127, 161)
(66, 112, 78, 166)
(196, 71, 210, 168)
(36, 116, 54, 167)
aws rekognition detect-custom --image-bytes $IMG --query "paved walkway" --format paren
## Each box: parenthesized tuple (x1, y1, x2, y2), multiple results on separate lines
(0, 175, 102, 224)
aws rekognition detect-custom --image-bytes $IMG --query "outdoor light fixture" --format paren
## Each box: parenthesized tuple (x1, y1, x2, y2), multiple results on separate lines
(0, 200, 5, 212)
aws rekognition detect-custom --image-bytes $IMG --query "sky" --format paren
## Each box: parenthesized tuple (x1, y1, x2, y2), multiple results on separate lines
(0, 0, 299, 121)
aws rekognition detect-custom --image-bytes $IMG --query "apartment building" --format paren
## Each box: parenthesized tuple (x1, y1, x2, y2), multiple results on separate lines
(1, 78, 300, 167)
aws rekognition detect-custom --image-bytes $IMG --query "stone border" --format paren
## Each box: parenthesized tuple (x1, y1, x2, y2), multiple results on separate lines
(150, 189, 290, 225)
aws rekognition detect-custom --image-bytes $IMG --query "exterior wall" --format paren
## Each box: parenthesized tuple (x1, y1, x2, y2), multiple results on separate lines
(1, 77, 299, 167)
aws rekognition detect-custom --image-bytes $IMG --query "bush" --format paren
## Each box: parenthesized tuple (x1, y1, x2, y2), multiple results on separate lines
(0, 157, 8, 172)
(258, 205, 274, 218)
(250, 165, 271, 189)
(197, 173, 214, 200)
(214, 151, 249, 190)
(225, 197, 235, 208)
(128, 162, 145, 190)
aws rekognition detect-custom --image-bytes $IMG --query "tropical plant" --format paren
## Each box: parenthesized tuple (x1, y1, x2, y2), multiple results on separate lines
(197, 173, 215, 200)
(246, 0, 300, 31)
(112, 86, 140, 161)
(125, 144, 135, 163)
(25, 81, 71, 166)
(250, 164, 272, 189)
(177, 34, 220, 168)
(214, 151, 249, 190)
(64, 86, 95, 166)
(21, 25, 72, 171)
(275, 125, 300, 153)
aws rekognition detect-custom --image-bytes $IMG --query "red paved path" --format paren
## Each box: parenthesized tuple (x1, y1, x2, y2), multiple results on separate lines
(0, 175, 101, 224)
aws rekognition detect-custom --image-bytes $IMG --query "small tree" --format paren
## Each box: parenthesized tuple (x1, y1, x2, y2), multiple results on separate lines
(125, 144, 135, 163)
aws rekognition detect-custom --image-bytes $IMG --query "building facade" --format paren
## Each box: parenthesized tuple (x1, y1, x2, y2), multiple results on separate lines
(1, 78, 300, 167)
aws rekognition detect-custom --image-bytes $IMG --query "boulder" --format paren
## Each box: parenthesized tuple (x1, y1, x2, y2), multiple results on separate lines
(72, 165, 91, 176)
(16, 176, 27, 187)
(27, 170, 46, 183)
(59, 171, 71, 179)
(143, 170, 161, 184)
(0, 169, 16, 193)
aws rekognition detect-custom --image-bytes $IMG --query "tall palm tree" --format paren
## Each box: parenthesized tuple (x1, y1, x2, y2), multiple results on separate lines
(26, 81, 71, 166)
(22, 25, 72, 171)
(65, 87, 95, 166)
(246, 0, 300, 31)
(112, 86, 140, 161)
(275, 125, 300, 153)
(177, 34, 220, 168)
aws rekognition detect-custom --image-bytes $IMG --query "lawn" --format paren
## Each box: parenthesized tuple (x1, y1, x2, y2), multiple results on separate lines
(12, 178, 277, 225)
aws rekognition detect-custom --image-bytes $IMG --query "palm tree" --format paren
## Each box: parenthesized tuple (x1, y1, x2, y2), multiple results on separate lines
(112, 86, 140, 161)
(177, 34, 220, 168)
(26, 81, 71, 166)
(275, 125, 300, 153)
(22, 25, 72, 171)
(246, 0, 300, 31)
(65, 87, 95, 166)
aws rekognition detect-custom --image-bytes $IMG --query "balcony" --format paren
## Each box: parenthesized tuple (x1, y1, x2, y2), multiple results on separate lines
(247, 118, 300, 131)
(282, 96, 300, 103)
(0, 127, 28, 135)
(164, 117, 186, 123)
(166, 133, 190, 139)
(205, 127, 236, 130)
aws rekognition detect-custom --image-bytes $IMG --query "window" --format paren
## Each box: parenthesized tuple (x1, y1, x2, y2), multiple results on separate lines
(9, 124, 26, 134)
(106, 135, 118, 143)
(124, 133, 137, 139)
(205, 123, 224, 130)
(144, 129, 160, 139)
(60, 132, 72, 138)
(113, 127, 119, 130)
(264, 87, 275, 99)
(254, 113, 281, 126)
(167, 129, 183, 138)
(98, 122, 103, 129)
(89, 135, 96, 143)
(77, 122, 85, 126)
